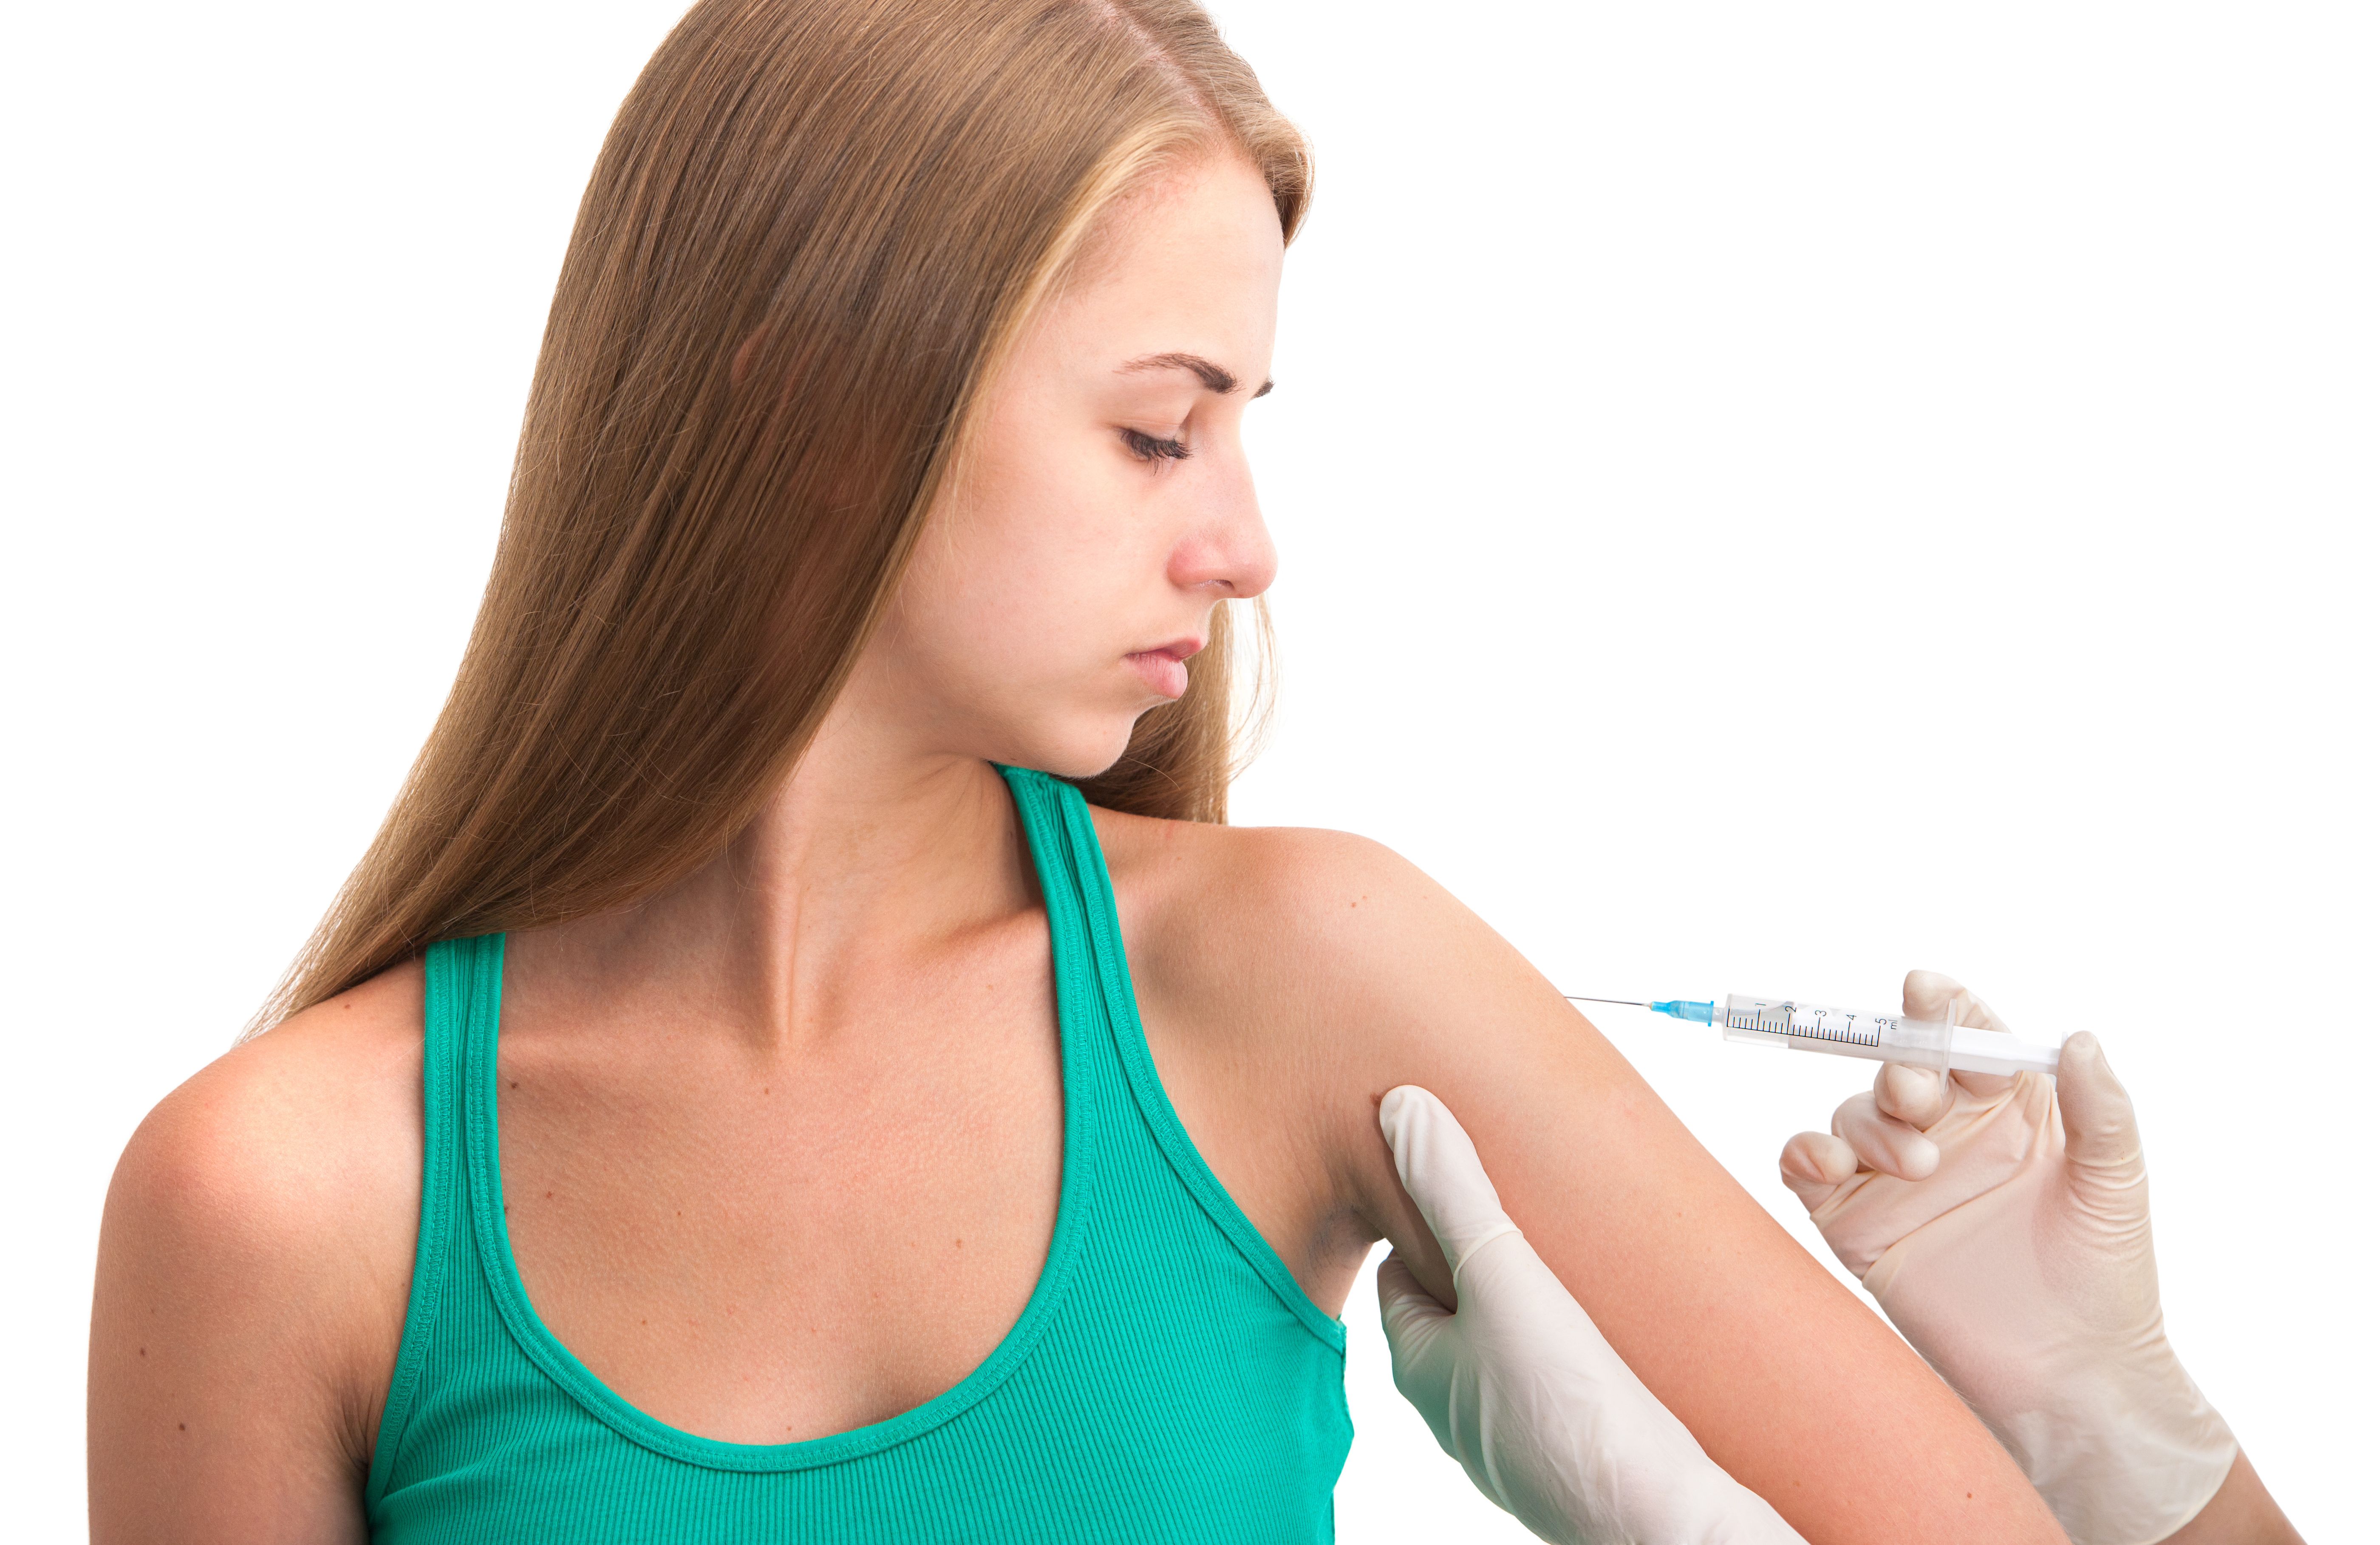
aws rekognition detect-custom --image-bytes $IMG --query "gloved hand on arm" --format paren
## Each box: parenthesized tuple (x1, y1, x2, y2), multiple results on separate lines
(1375, 1084, 1807, 1545)
(1778, 971, 2269, 1545)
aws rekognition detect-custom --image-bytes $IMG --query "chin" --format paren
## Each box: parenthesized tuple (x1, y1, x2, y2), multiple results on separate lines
(986, 705, 1146, 781)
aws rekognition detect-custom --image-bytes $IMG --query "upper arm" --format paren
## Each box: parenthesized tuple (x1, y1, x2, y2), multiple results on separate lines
(1196, 829, 2064, 1545)
(89, 976, 422, 1545)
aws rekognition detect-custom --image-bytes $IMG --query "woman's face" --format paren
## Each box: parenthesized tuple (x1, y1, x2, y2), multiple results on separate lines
(862, 152, 1284, 778)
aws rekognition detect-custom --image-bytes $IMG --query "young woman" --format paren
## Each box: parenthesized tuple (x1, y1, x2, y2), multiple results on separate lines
(88, 3, 2066, 1539)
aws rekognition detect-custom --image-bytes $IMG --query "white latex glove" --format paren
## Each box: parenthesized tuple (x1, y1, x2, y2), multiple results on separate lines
(1377, 1085, 1805, 1545)
(1779, 972, 2236, 1545)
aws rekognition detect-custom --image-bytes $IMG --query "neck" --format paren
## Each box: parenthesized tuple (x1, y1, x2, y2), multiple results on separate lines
(518, 668, 1037, 1051)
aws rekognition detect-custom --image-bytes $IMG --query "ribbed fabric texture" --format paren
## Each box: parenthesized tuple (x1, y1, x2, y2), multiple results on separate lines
(364, 764, 1352, 1542)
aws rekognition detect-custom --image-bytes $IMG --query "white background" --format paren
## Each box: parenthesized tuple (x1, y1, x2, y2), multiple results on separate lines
(5, 3, 2372, 1539)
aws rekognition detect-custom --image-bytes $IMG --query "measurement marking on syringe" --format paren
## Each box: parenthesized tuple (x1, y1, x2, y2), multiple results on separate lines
(1796, 1024, 1882, 1045)
(1729, 1003, 1886, 1047)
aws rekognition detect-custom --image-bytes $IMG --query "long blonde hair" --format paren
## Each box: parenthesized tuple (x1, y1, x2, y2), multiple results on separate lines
(254, 0, 1309, 1034)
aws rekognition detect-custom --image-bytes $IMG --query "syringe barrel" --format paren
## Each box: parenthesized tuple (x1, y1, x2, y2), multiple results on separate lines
(1720, 994, 2062, 1078)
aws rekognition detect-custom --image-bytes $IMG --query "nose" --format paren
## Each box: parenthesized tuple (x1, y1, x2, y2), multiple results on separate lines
(1167, 451, 1278, 600)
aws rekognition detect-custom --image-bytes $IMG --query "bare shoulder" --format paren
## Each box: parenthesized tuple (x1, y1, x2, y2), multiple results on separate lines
(107, 961, 425, 1281)
(91, 961, 426, 1535)
(1090, 809, 1555, 1069)
(1095, 810, 1434, 971)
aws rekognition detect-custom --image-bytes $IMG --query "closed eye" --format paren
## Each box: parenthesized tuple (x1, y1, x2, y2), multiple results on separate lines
(1121, 427, 1191, 463)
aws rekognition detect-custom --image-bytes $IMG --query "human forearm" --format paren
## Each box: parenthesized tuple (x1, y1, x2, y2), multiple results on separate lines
(2157, 1452, 2303, 1545)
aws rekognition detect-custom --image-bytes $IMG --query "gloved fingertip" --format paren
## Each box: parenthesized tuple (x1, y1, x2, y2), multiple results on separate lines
(2059, 1032, 2127, 1096)
(1875, 1061, 1949, 1125)
(2055, 1031, 2144, 1163)
(1902, 968, 1962, 1017)
(1779, 1131, 1851, 1184)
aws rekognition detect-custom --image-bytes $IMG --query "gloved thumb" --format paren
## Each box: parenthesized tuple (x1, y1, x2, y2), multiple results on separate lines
(1379, 1085, 1521, 1290)
(1376, 1249, 1453, 1346)
(2056, 1032, 2147, 1186)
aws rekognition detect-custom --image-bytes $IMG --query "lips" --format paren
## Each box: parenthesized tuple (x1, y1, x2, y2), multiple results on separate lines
(1126, 636, 1203, 701)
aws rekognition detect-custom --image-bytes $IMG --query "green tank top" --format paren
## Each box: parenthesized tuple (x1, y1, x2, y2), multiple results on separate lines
(363, 764, 1351, 1541)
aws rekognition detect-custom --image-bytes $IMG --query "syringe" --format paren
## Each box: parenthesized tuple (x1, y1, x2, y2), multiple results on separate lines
(1568, 993, 2065, 1078)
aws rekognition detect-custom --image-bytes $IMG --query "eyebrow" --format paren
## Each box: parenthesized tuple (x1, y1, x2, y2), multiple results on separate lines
(1119, 351, 1274, 398)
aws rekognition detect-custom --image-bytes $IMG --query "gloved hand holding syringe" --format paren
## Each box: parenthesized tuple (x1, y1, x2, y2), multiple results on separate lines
(1564, 991, 2065, 1078)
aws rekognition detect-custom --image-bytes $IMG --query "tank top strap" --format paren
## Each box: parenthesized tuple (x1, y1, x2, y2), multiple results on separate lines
(994, 764, 1347, 1351)
(365, 931, 503, 1505)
